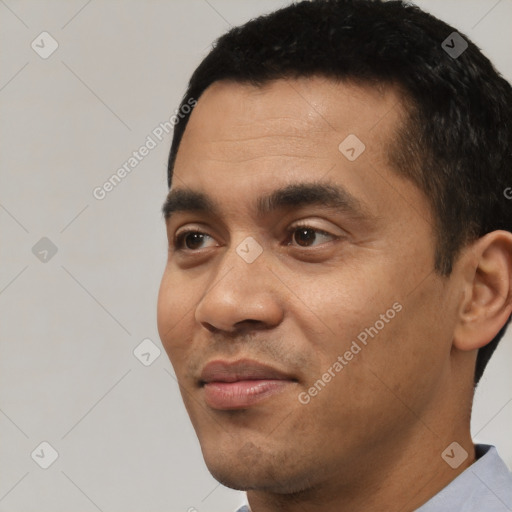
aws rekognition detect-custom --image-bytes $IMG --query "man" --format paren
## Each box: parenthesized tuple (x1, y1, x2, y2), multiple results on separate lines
(157, 0, 512, 510)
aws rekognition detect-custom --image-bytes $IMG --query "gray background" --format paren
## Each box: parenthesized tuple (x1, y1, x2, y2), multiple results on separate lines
(0, 1, 511, 511)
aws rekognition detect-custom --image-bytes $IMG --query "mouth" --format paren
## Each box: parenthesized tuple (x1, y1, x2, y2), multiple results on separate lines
(199, 359, 297, 410)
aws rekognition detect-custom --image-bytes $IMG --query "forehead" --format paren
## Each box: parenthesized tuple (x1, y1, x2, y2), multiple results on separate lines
(176, 77, 401, 167)
(169, 77, 431, 231)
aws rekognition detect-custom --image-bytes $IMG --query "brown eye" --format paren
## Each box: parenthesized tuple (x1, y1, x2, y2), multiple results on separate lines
(174, 230, 214, 251)
(184, 232, 205, 250)
(293, 227, 317, 247)
(289, 225, 336, 248)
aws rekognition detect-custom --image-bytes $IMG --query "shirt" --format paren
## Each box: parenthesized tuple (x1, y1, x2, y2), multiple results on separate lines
(234, 444, 512, 512)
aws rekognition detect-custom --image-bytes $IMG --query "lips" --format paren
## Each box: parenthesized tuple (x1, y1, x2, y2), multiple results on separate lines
(199, 359, 296, 410)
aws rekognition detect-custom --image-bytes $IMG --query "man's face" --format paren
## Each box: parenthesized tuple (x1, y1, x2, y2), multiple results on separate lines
(157, 78, 460, 493)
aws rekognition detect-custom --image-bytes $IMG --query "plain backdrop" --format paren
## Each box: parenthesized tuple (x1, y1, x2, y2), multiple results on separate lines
(1, 1, 511, 511)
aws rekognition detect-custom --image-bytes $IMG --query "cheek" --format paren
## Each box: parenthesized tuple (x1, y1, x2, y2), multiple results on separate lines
(346, 280, 455, 416)
(156, 270, 195, 362)
(289, 258, 441, 400)
(292, 262, 393, 353)
(156, 272, 173, 337)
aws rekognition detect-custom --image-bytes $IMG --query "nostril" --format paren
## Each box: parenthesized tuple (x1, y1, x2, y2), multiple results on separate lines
(201, 322, 222, 334)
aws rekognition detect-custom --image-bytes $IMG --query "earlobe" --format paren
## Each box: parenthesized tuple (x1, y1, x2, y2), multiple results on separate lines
(453, 230, 512, 352)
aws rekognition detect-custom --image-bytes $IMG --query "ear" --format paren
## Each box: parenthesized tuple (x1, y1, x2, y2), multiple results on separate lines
(453, 230, 512, 351)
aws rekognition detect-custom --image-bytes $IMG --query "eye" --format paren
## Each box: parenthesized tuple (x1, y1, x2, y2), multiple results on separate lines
(173, 229, 217, 251)
(286, 223, 337, 248)
(172, 223, 339, 253)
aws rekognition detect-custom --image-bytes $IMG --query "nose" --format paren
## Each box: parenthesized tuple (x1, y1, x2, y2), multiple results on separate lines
(194, 241, 284, 334)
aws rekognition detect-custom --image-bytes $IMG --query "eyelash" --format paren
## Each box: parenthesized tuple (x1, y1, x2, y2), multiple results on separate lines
(172, 223, 338, 252)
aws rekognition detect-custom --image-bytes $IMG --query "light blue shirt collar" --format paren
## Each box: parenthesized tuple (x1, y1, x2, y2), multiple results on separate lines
(416, 444, 512, 511)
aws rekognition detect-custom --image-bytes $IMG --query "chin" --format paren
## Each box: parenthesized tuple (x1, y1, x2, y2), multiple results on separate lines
(200, 440, 315, 494)
(204, 462, 292, 493)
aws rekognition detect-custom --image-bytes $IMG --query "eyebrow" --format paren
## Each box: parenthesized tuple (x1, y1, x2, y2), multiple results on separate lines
(162, 181, 375, 224)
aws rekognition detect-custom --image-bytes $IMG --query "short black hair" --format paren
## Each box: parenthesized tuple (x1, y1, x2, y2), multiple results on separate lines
(166, 0, 512, 385)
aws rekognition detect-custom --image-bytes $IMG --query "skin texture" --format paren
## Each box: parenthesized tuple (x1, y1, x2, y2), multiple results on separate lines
(157, 77, 512, 512)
